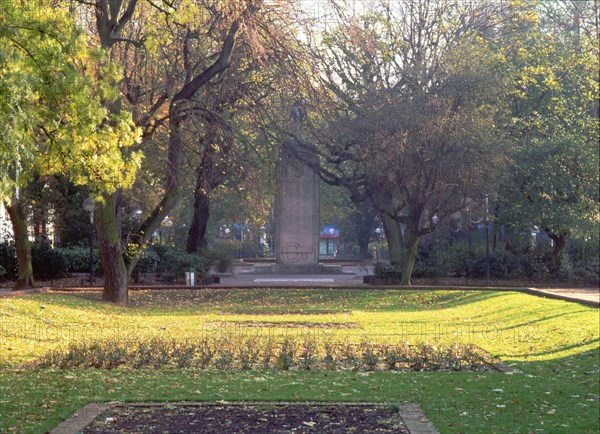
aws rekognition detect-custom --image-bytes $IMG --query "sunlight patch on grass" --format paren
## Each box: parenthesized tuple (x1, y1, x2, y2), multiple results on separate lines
(0, 288, 598, 433)
(1, 289, 598, 366)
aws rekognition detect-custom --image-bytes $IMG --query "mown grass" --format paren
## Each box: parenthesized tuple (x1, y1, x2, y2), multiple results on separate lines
(0, 288, 598, 433)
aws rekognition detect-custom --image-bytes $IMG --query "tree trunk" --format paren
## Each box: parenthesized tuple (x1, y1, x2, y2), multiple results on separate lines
(548, 232, 567, 276)
(96, 194, 128, 305)
(357, 234, 370, 260)
(122, 117, 185, 278)
(91, 7, 246, 298)
(400, 225, 421, 286)
(351, 201, 377, 260)
(186, 186, 211, 253)
(381, 214, 402, 269)
(5, 198, 35, 289)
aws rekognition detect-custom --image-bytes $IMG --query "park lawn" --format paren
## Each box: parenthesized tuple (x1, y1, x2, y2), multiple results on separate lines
(0, 288, 598, 433)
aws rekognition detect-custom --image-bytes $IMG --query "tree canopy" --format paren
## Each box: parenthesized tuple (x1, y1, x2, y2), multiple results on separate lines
(0, 1, 140, 288)
(0, 2, 141, 198)
(1, 0, 597, 294)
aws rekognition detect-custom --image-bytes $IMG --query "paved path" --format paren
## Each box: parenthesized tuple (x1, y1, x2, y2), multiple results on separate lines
(520, 287, 599, 307)
(1, 265, 598, 307)
(216, 265, 599, 307)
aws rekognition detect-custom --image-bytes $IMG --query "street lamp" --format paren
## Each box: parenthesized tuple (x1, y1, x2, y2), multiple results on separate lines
(82, 197, 96, 286)
(374, 227, 383, 262)
(453, 195, 490, 284)
(484, 194, 490, 286)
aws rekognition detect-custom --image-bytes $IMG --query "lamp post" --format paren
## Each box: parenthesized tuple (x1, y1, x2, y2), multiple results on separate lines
(454, 195, 490, 284)
(374, 227, 383, 262)
(484, 194, 490, 286)
(82, 197, 96, 286)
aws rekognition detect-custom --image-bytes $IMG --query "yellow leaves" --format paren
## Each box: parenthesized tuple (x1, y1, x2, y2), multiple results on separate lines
(1, 3, 143, 198)
(516, 47, 529, 60)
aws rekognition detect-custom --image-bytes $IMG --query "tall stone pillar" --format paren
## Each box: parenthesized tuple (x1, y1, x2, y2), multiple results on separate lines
(274, 110, 320, 273)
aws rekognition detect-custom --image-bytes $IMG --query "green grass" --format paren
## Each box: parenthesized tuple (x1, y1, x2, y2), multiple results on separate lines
(1, 288, 598, 433)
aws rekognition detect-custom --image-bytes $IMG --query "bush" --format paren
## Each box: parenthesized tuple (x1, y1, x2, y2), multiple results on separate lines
(374, 262, 402, 283)
(519, 250, 550, 280)
(150, 244, 208, 282)
(237, 240, 262, 258)
(466, 250, 525, 279)
(133, 248, 160, 274)
(413, 242, 473, 278)
(0, 264, 6, 280)
(205, 240, 236, 273)
(566, 239, 599, 283)
(31, 241, 68, 280)
(555, 252, 575, 280)
(0, 242, 17, 280)
(59, 245, 101, 273)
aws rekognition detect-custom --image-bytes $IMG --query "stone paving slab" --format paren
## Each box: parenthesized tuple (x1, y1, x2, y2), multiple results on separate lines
(399, 403, 440, 434)
(50, 403, 111, 434)
(523, 287, 599, 307)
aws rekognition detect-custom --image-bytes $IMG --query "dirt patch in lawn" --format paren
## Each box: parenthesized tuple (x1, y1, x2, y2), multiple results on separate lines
(206, 320, 361, 329)
(222, 309, 352, 315)
(82, 403, 409, 433)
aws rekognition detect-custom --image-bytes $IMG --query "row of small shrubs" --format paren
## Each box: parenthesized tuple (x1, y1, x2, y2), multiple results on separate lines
(412, 247, 552, 280)
(34, 336, 493, 372)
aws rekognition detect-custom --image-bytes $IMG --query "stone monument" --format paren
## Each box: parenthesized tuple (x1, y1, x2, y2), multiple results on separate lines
(274, 102, 320, 273)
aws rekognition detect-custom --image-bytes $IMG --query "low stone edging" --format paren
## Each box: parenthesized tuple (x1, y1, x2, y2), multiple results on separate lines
(0, 287, 50, 297)
(50, 401, 439, 434)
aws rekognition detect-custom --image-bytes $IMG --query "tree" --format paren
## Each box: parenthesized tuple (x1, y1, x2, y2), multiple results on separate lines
(497, 0, 599, 274)
(320, 183, 378, 259)
(77, 0, 311, 303)
(0, 1, 140, 289)
(179, 2, 312, 253)
(76, 0, 256, 304)
(305, 0, 508, 284)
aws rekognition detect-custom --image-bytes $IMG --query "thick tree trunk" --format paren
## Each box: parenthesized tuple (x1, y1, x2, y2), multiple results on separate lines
(381, 214, 403, 269)
(91, 7, 245, 297)
(548, 232, 567, 276)
(186, 186, 211, 254)
(5, 198, 35, 289)
(96, 194, 128, 305)
(357, 235, 370, 260)
(352, 201, 377, 260)
(400, 225, 421, 286)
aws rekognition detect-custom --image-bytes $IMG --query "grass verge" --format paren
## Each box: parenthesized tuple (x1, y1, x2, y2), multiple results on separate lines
(0, 288, 598, 433)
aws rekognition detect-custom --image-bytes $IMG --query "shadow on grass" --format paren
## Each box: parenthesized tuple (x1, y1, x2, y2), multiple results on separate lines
(520, 337, 599, 358)
(1, 347, 598, 434)
(116, 289, 510, 313)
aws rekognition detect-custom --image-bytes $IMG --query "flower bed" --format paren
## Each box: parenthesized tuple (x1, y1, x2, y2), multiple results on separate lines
(35, 335, 495, 372)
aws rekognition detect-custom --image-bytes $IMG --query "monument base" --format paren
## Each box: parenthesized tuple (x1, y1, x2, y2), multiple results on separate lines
(251, 263, 346, 274)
